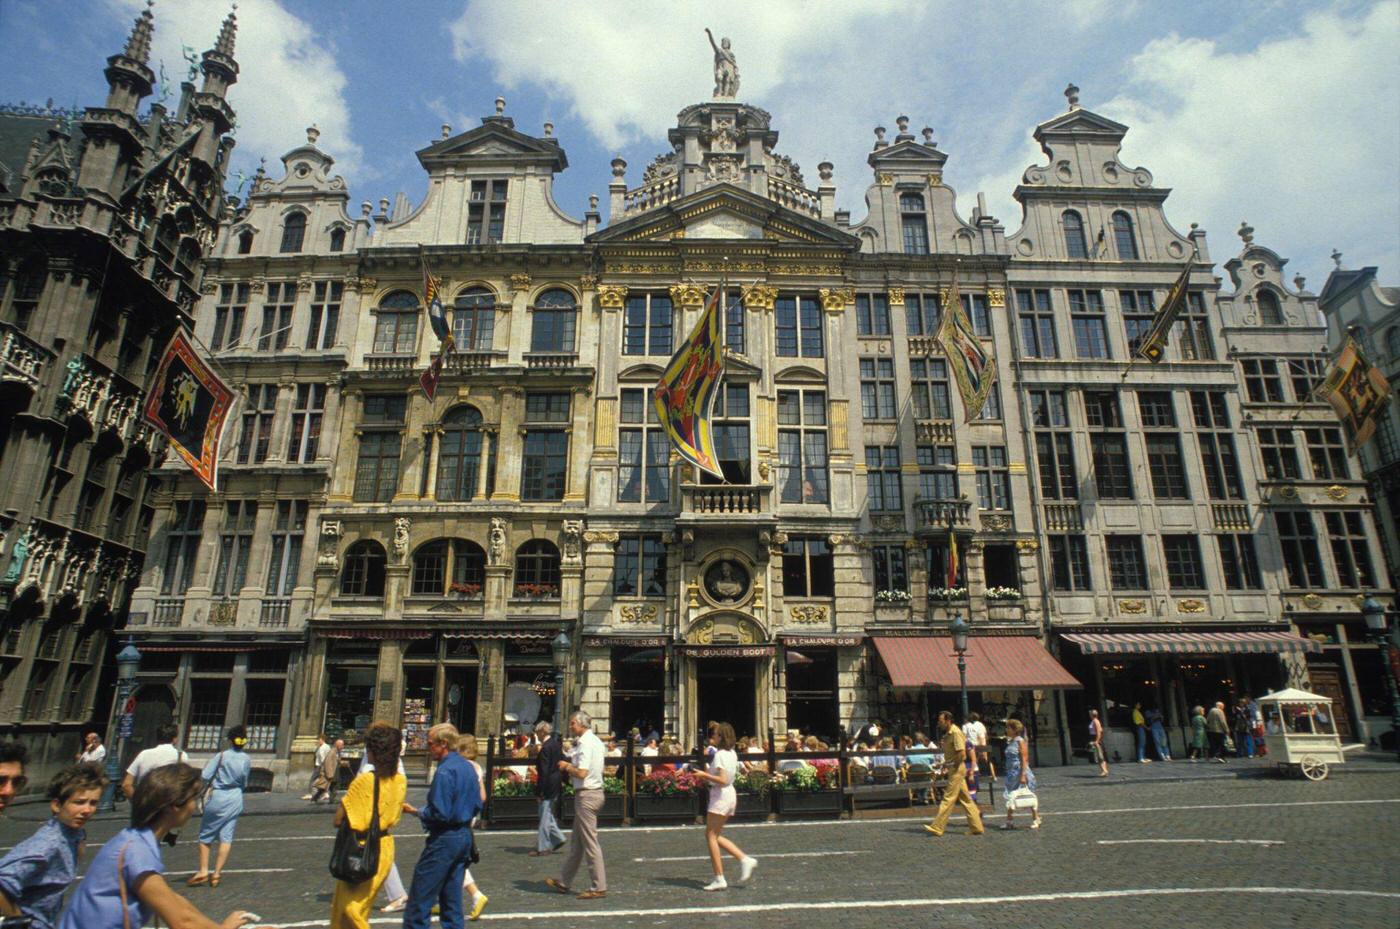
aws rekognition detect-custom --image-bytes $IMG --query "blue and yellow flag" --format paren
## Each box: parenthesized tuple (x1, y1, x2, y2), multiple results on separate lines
(935, 268, 997, 422)
(654, 286, 726, 478)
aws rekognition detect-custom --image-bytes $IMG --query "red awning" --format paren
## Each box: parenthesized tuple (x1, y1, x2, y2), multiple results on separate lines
(321, 629, 434, 640)
(872, 635, 1081, 690)
(1062, 631, 1321, 656)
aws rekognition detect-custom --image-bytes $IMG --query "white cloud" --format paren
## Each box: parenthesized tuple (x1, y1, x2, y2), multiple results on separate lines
(107, 0, 362, 183)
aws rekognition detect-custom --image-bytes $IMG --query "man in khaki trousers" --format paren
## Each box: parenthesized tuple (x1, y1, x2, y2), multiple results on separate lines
(545, 711, 608, 899)
(924, 710, 984, 837)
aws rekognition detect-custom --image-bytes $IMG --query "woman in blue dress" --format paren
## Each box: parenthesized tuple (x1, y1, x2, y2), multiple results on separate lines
(187, 725, 252, 888)
(1000, 718, 1041, 830)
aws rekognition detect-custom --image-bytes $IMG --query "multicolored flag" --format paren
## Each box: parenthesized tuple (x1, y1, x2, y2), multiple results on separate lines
(654, 285, 726, 478)
(419, 257, 453, 401)
(141, 329, 236, 490)
(945, 524, 960, 589)
(1131, 243, 1198, 363)
(1318, 334, 1392, 455)
(935, 268, 997, 422)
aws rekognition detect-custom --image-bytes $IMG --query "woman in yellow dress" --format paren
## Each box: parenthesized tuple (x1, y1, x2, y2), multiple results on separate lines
(330, 722, 408, 929)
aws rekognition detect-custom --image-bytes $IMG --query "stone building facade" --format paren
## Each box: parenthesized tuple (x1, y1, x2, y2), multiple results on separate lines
(126, 74, 1391, 780)
(0, 6, 240, 784)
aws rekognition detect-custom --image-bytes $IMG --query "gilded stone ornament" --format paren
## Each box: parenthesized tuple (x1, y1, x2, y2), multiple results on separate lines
(1301, 593, 1325, 610)
(987, 288, 1006, 308)
(819, 287, 855, 313)
(1118, 599, 1147, 614)
(579, 274, 598, 289)
(1325, 485, 1348, 501)
(1015, 539, 1040, 552)
(743, 284, 778, 311)
(596, 284, 627, 309)
(510, 273, 532, 293)
(877, 172, 894, 187)
(886, 287, 905, 306)
(583, 530, 620, 544)
(789, 604, 828, 624)
(617, 603, 659, 624)
(927, 173, 943, 187)
(1177, 599, 1207, 614)
(669, 283, 706, 308)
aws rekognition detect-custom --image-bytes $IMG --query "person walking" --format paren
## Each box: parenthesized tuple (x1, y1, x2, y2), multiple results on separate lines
(402, 723, 481, 929)
(691, 721, 757, 891)
(1088, 709, 1109, 777)
(1000, 719, 1041, 831)
(923, 711, 984, 838)
(354, 742, 409, 914)
(58, 764, 255, 929)
(1188, 706, 1208, 761)
(329, 722, 407, 929)
(76, 731, 107, 766)
(303, 734, 331, 799)
(310, 738, 343, 804)
(531, 721, 566, 858)
(1232, 698, 1255, 758)
(1131, 702, 1150, 763)
(121, 723, 188, 799)
(1147, 707, 1172, 761)
(186, 725, 252, 889)
(1206, 701, 1230, 763)
(0, 764, 105, 929)
(0, 741, 26, 817)
(545, 710, 608, 900)
(962, 712, 989, 774)
(456, 733, 489, 921)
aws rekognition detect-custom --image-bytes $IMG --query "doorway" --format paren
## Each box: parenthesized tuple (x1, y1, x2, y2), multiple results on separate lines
(445, 666, 479, 736)
(696, 658, 757, 745)
(1304, 664, 1354, 741)
(127, 684, 176, 768)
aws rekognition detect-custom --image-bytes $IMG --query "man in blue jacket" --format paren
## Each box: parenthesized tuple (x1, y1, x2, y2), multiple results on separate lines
(403, 723, 481, 929)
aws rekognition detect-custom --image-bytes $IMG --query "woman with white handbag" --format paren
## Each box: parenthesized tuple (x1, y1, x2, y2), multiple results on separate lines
(1000, 719, 1041, 831)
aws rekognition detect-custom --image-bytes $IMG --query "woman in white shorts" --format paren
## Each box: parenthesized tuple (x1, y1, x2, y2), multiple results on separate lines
(691, 721, 758, 891)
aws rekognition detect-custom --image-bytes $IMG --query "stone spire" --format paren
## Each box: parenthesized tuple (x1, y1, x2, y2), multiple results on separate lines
(1065, 82, 1080, 110)
(123, 0, 156, 63)
(215, 3, 238, 58)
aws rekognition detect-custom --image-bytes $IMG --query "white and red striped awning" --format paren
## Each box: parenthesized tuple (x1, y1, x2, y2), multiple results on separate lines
(1062, 631, 1321, 656)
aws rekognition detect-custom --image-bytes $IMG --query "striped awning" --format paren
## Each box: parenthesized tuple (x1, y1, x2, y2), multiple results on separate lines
(872, 635, 1081, 690)
(1062, 631, 1322, 656)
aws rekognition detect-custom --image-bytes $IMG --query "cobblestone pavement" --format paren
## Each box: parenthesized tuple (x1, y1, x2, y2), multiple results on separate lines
(3, 763, 1396, 927)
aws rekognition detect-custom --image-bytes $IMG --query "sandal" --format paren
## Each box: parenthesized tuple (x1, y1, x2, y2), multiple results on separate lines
(210, 874, 221, 888)
(185, 874, 209, 887)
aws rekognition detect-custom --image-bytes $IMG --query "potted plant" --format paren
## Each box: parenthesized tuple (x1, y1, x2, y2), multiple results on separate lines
(486, 769, 538, 827)
(561, 774, 625, 825)
(984, 586, 1022, 601)
(632, 767, 703, 821)
(928, 587, 969, 601)
(732, 769, 776, 819)
(449, 581, 482, 600)
(513, 582, 559, 600)
(772, 761, 842, 816)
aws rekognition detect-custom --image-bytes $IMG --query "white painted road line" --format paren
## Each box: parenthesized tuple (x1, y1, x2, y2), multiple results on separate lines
(264, 886, 1400, 926)
(635, 850, 868, 862)
(1097, 839, 1285, 846)
(77, 867, 293, 881)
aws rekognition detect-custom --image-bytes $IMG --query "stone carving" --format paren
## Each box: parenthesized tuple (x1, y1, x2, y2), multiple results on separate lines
(1301, 593, 1324, 610)
(874, 514, 904, 532)
(789, 604, 828, 624)
(1015, 539, 1040, 552)
(561, 520, 583, 562)
(886, 287, 905, 306)
(1177, 599, 1207, 614)
(596, 285, 627, 309)
(986, 288, 1006, 308)
(980, 514, 1012, 532)
(1325, 485, 1348, 501)
(704, 559, 750, 604)
(1277, 485, 1299, 500)
(617, 603, 659, 624)
(489, 517, 507, 564)
(317, 520, 342, 568)
(927, 172, 943, 187)
(392, 517, 410, 559)
(642, 152, 679, 185)
(669, 283, 707, 308)
(705, 28, 739, 99)
(743, 285, 778, 312)
(819, 287, 854, 313)
(209, 600, 237, 626)
(509, 273, 531, 294)
(579, 274, 598, 289)
(876, 172, 894, 187)
(1118, 599, 1147, 614)
(704, 155, 743, 184)
(583, 530, 620, 544)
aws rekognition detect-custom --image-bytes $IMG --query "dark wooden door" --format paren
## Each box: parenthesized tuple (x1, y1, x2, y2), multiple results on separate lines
(1306, 665, 1354, 741)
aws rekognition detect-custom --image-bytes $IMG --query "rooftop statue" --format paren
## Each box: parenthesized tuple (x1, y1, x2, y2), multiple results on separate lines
(705, 28, 739, 100)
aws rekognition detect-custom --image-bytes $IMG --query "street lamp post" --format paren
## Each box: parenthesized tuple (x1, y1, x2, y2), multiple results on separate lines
(99, 637, 141, 811)
(950, 614, 970, 724)
(551, 630, 571, 737)
(1360, 597, 1400, 760)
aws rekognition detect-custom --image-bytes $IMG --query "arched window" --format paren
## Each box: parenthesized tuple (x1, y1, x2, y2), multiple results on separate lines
(340, 540, 386, 597)
(1386, 327, 1400, 360)
(1062, 210, 1088, 259)
(373, 290, 420, 354)
(279, 212, 307, 253)
(411, 539, 487, 597)
(1257, 289, 1283, 325)
(530, 289, 577, 353)
(328, 227, 346, 252)
(1111, 211, 1138, 260)
(514, 540, 561, 598)
(899, 192, 929, 255)
(237, 230, 254, 254)
(453, 287, 496, 350)
(437, 406, 489, 501)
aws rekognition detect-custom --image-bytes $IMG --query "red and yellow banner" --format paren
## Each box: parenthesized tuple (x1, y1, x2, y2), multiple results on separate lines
(1319, 334, 1392, 454)
(142, 329, 236, 490)
(654, 286, 725, 478)
(935, 269, 997, 422)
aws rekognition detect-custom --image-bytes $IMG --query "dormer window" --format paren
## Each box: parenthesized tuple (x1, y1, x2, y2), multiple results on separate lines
(237, 230, 254, 254)
(1257, 289, 1284, 325)
(279, 212, 306, 253)
(468, 179, 508, 244)
(899, 192, 929, 255)
(1062, 210, 1088, 259)
(329, 227, 346, 252)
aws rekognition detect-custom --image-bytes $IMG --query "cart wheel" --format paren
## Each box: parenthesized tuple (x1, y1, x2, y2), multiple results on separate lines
(1300, 757, 1329, 781)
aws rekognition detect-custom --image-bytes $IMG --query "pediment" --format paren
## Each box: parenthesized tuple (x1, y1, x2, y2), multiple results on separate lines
(1035, 108, 1129, 140)
(590, 184, 857, 248)
(417, 120, 566, 171)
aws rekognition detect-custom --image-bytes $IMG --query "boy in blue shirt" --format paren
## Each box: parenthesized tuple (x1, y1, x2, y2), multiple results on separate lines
(0, 764, 106, 929)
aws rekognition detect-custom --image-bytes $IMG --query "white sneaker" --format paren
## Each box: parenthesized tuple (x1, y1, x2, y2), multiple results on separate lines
(703, 876, 728, 891)
(738, 857, 757, 884)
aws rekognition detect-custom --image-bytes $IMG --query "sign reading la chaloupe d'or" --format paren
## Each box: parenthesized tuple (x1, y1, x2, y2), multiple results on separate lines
(142, 329, 236, 490)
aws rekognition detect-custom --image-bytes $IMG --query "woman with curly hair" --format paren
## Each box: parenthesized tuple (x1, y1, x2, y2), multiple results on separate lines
(330, 722, 407, 929)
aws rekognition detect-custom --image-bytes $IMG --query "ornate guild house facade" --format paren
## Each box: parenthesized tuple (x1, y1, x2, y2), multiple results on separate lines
(104, 64, 1389, 779)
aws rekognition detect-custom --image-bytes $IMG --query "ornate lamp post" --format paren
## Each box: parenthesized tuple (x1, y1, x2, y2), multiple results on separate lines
(950, 614, 970, 724)
(551, 630, 572, 736)
(1360, 597, 1400, 759)
(99, 638, 141, 811)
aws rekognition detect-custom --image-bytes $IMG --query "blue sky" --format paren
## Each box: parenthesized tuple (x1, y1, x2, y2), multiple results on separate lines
(3, 0, 1396, 290)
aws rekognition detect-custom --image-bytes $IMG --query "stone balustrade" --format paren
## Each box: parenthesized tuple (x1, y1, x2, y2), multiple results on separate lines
(681, 483, 771, 516)
(766, 176, 821, 216)
(623, 174, 680, 214)
(914, 497, 972, 531)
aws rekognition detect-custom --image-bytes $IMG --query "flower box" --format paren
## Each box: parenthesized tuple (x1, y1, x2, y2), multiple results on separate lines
(733, 791, 772, 819)
(632, 793, 701, 822)
(486, 795, 539, 827)
(774, 789, 841, 815)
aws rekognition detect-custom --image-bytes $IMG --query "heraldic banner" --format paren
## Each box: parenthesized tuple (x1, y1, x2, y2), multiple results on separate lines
(1319, 334, 1393, 455)
(142, 329, 236, 490)
(654, 285, 726, 478)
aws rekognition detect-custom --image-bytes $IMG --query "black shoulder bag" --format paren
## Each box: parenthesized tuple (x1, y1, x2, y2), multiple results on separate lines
(328, 774, 381, 884)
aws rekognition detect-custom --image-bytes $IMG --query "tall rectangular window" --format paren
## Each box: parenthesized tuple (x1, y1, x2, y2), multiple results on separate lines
(1139, 392, 1187, 499)
(909, 357, 951, 420)
(287, 383, 325, 463)
(865, 445, 902, 512)
(1120, 289, 1155, 356)
(917, 445, 958, 500)
(1029, 389, 1076, 500)
(1191, 391, 1245, 499)
(1218, 535, 1262, 590)
(963, 293, 991, 338)
(1257, 427, 1301, 480)
(1016, 289, 1058, 358)
(467, 178, 508, 244)
(1324, 511, 1376, 588)
(1242, 359, 1285, 403)
(1106, 535, 1148, 589)
(212, 500, 258, 597)
(975, 383, 1003, 421)
(237, 384, 276, 464)
(872, 545, 908, 593)
(1086, 391, 1132, 499)
(264, 500, 307, 596)
(161, 501, 206, 595)
(905, 293, 940, 336)
(1274, 510, 1324, 588)
(1176, 291, 1215, 360)
(774, 295, 823, 357)
(856, 293, 892, 336)
(777, 389, 828, 504)
(623, 293, 673, 355)
(1287, 357, 1326, 402)
(1048, 535, 1091, 591)
(783, 537, 835, 597)
(618, 388, 668, 503)
(859, 358, 897, 420)
(306, 281, 342, 349)
(353, 395, 406, 503)
(1069, 288, 1109, 359)
(900, 193, 929, 255)
(972, 445, 1010, 511)
(725, 289, 746, 354)
(259, 282, 294, 351)
(211, 283, 249, 351)
(1304, 427, 1349, 480)
(1162, 534, 1205, 589)
(452, 289, 496, 351)
(521, 392, 570, 501)
(613, 535, 667, 597)
(709, 382, 751, 484)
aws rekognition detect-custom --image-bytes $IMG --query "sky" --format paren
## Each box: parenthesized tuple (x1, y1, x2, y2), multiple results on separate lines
(1, 0, 1396, 291)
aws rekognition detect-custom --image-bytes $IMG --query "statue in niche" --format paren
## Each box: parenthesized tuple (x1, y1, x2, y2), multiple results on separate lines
(705, 28, 739, 99)
(704, 559, 749, 604)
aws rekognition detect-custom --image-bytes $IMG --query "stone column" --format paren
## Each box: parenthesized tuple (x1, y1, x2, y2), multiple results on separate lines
(374, 639, 406, 727)
(329, 389, 362, 501)
(491, 388, 523, 502)
(266, 381, 296, 464)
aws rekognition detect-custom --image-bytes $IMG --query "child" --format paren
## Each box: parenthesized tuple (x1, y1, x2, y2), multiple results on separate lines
(0, 764, 107, 929)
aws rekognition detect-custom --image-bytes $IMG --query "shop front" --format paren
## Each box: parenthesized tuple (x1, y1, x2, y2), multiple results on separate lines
(1293, 615, 1395, 745)
(587, 635, 669, 741)
(779, 634, 860, 745)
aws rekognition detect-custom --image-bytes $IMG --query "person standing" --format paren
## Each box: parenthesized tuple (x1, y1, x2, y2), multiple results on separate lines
(121, 723, 187, 799)
(311, 738, 343, 803)
(1088, 709, 1109, 777)
(545, 711, 608, 900)
(1131, 702, 1150, 763)
(455, 733, 489, 921)
(962, 712, 989, 774)
(76, 732, 107, 766)
(923, 711, 984, 838)
(1206, 701, 1230, 763)
(1188, 706, 1208, 762)
(329, 723, 407, 929)
(402, 723, 481, 929)
(691, 722, 757, 891)
(0, 741, 26, 816)
(1147, 707, 1172, 761)
(999, 719, 1041, 831)
(1232, 698, 1255, 758)
(186, 726, 252, 888)
(531, 721, 566, 858)
(303, 734, 331, 799)
(0, 764, 105, 929)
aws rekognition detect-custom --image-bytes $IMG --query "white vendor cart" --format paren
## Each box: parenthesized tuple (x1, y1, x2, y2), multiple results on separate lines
(1258, 687, 1346, 781)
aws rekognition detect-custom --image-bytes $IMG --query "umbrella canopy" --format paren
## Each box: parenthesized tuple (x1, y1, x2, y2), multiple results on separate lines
(1258, 687, 1332, 705)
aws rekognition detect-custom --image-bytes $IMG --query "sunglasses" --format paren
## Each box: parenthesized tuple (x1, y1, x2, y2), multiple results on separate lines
(0, 775, 28, 791)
